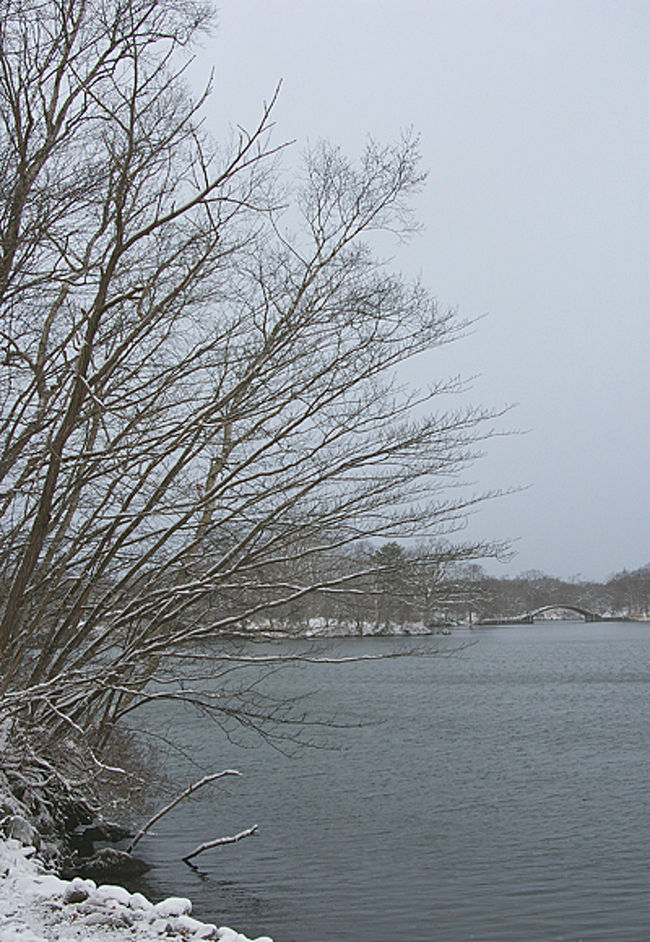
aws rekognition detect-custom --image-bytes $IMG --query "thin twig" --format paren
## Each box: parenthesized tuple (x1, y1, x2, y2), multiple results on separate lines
(182, 824, 258, 863)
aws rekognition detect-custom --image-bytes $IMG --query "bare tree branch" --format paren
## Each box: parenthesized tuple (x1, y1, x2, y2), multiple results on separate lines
(182, 824, 259, 864)
(127, 770, 241, 853)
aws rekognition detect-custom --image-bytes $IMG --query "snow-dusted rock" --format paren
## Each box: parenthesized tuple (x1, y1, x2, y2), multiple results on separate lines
(152, 895, 192, 917)
(149, 917, 173, 934)
(82, 908, 133, 928)
(92, 882, 133, 907)
(128, 890, 153, 911)
(216, 929, 273, 942)
(62, 877, 92, 904)
(72, 845, 149, 878)
(175, 914, 219, 938)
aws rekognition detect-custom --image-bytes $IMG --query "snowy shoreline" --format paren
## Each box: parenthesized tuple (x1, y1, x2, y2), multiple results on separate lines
(0, 838, 273, 942)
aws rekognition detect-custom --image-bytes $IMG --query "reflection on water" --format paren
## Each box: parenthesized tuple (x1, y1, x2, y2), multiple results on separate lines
(130, 622, 650, 942)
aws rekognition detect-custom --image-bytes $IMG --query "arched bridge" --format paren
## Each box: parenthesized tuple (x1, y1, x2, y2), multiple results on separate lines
(526, 604, 602, 623)
(478, 604, 603, 625)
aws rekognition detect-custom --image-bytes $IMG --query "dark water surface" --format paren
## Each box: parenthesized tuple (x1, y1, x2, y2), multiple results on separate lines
(131, 622, 650, 941)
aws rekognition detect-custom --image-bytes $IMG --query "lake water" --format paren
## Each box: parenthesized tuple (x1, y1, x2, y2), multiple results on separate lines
(131, 622, 650, 941)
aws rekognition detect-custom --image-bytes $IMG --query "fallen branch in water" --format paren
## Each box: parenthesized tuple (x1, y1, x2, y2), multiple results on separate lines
(127, 770, 241, 853)
(182, 824, 259, 864)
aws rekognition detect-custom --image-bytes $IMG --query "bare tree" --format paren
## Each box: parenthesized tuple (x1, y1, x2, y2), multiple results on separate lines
(0, 0, 504, 799)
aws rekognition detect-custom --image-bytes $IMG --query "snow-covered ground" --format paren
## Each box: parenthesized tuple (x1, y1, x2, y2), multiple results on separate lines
(0, 839, 272, 942)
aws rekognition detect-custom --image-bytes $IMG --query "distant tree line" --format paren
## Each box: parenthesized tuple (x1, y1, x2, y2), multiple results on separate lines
(256, 553, 650, 631)
(243, 540, 463, 634)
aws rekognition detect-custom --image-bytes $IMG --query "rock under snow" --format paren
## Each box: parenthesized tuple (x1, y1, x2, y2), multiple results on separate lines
(152, 895, 192, 918)
(68, 846, 149, 879)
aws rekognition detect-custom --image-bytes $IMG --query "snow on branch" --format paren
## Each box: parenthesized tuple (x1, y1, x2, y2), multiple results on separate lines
(127, 770, 241, 853)
(182, 824, 259, 864)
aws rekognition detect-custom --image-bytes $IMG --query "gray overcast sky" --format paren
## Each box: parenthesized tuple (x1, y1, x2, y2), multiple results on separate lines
(192, 0, 649, 581)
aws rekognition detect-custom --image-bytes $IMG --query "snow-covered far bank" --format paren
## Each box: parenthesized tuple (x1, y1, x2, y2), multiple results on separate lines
(0, 838, 272, 942)
(253, 616, 441, 638)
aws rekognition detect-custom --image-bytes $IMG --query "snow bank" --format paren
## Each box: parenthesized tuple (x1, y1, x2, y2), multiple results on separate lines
(0, 839, 273, 942)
